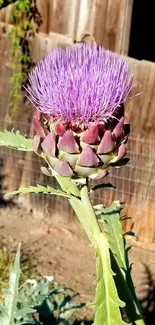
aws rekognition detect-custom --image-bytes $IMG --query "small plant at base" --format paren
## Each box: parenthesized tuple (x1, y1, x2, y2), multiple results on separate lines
(0, 244, 36, 298)
(0, 245, 85, 325)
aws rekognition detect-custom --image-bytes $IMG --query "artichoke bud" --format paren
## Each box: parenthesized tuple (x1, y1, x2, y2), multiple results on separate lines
(33, 114, 130, 180)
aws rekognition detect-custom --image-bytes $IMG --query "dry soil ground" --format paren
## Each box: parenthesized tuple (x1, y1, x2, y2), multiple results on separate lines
(1, 201, 155, 324)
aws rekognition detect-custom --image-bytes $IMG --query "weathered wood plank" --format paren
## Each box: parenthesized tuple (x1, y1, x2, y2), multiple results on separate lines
(0, 0, 133, 53)
(120, 0, 133, 55)
(30, 31, 73, 62)
(47, 0, 79, 37)
(0, 3, 14, 25)
(125, 58, 155, 139)
(76, 0, 133, 53)
(36, 0, 49, 33)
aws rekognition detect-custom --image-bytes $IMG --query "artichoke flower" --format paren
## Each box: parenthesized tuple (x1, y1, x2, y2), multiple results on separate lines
(26, 44, 133, 180)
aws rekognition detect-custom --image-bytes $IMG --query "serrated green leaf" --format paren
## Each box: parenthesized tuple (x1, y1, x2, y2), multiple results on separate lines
(0, 302, 8, 325)
(15, 307, 35, 320)
(60, 308, 76, 320)
(0, 130, 33, 151)
(98, 201, 126, 270)
(94, 204, 104, 210)
(0, 243, 21, 325)
(5, 185, 70, 198)
(91, 233, 127, 325)
(97, 203, 144, 323)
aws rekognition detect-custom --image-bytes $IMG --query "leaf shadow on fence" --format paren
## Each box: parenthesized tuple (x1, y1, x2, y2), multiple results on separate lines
(139, 264, 155, 325)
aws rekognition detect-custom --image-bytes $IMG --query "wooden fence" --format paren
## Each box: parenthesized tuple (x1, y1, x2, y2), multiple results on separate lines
(0, 0, 133, 54)
(1, 1, 155, 250)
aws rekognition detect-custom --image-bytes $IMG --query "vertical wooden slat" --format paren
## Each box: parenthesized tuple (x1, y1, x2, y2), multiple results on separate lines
(36, 0, 49, 33)
(0, 24, 12, 124)
(123, 57, 155, 245)
(125, 58, 155, 139)
(120, 0, 133, 55)
(75, 0, 95, 39)
(0, 4, 14, 25)
(93, 0, 131, 52)
(76, 0, 133, 53)
(48, 0, 80, 37)
(0, 23, 33, 192)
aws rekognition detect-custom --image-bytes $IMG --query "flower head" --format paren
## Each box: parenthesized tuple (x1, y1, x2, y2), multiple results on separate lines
(26, 44, 133, 126)
(26, 44, 132, 179)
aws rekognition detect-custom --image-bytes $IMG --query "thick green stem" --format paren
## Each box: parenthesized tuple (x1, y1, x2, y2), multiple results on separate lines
(69, 186, 101, 242)
(54, 176, 145, 325)
(110, 251, 145, 325)
(55, 175, 80, 197)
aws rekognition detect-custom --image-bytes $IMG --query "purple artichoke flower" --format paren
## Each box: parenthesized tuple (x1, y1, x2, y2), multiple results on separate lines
(26, 44, 133, 179)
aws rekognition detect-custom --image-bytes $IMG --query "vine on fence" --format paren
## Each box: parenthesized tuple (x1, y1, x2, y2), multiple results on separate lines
(0, 0, 42, 117)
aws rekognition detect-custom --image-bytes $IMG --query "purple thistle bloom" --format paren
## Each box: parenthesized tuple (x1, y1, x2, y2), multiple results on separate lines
(26, 44, 133, 125)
